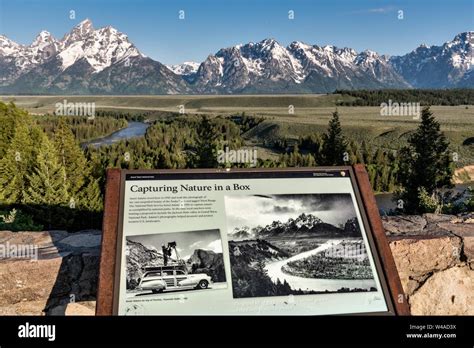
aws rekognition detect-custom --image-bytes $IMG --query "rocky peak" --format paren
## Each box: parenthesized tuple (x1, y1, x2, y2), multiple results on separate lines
(449, 31, 473, 46)
(31, 30, 56, 47)
(1, 23, 472, 93)
(293, 213, 324, 229)
(56, 19, 142, 72)
(187, 249, 226, 282)
(0, 35, 22, 56)
(69, 19, 94, 39)
(167, 61, 200, 78)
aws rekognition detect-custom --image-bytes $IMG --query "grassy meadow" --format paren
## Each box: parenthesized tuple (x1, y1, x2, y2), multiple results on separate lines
(2, 94, 472, 166)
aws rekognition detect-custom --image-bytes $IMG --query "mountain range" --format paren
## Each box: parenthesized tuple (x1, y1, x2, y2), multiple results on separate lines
(230, 213, 361, 240)
(1, 19, 472, 94)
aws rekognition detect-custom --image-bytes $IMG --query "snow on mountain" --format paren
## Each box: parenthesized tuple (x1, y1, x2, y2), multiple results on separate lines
(61, 18, 94, 46)
(0, 30, 61, 85)
(0, 30, 59, 73)
(31, 30, 59, 51)
(0, 21, 472, 94)
(0, 19, 142, 75)
(287, 42, 358, 77)
(192, 38, 309, 92)
(292, 213, 323, 229)
(251, 213, 350, 238)
(390, 31, 474, 88)
(0, 35, 22, 56)
(191, 38, 411, 92)
(230, 213, 362, 242)
(167, 61, 200, 75)
(57, 19, 143, 72)
(0, 19, 190, 94)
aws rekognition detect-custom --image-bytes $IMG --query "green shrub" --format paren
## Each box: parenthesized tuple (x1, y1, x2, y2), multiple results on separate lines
(417, 187, 438, 214)
(0, 208, 43, 232)
(464, 186, 474, 212)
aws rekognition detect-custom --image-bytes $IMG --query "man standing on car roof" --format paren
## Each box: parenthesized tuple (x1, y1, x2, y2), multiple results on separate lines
(162, 244, 169, 266)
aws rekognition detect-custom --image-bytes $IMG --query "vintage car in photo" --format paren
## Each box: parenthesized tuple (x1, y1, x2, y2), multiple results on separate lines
(138, 264, 212, 293)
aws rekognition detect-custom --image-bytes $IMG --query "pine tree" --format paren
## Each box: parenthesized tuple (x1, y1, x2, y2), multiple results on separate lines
(396, 107, 453, 213)
(23, 132, 69, 207)
(256, 259, 268, 276)
(0, 102, 30, 158)
(0, 120, 34, 204)
(351, 141, 363, 164)
(320, 111, 348, 165)
(361, 140, 371, 164)
(193, 116, 219, 168)
(77, 177, 103, 212)
(53, 117, 88, 197)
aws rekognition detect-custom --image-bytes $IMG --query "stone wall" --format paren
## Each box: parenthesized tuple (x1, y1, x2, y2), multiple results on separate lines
(0, 230, 100, 315)
(384, 213, 474, 315)
(0, 213, 472, 315)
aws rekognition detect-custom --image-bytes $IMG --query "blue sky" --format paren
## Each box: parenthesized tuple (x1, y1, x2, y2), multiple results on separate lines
(1, 0, 472, 64)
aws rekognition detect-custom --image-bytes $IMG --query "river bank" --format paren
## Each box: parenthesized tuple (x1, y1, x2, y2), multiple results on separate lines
(264, 239, 376, 292)
(81, 121, 149, 148)
(375, 183, 472, 213)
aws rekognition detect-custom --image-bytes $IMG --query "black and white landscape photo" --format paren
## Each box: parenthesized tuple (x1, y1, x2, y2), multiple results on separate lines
(225, 194, 377, 298)
(126, 229, 227, 296)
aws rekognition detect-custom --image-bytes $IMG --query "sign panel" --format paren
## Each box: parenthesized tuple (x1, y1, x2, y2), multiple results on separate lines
(98, 167, 404, 315)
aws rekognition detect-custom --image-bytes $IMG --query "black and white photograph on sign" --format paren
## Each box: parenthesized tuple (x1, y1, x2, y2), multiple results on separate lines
(225, 194, 377, 299)
(126, 229, 227, 296)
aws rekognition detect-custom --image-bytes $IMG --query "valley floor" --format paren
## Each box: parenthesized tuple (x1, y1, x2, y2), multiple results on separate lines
(265, 239, 376, 292)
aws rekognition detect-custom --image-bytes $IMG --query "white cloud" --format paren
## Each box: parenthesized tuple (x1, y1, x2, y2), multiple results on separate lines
(189, 241, 203, 249)
(207, 239, 223, 253)
(350, 6, 396, 15)
(367, 6, 394, 13)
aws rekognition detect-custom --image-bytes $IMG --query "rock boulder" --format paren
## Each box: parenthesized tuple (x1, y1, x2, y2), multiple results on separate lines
(0, 230, 100, 315)
(384, 214, 474, 315)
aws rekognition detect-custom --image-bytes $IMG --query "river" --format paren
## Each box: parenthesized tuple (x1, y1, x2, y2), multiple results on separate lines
(264, 239, 376, 292)
(375, 183, 472, 213)
(81, 121, 149, 148)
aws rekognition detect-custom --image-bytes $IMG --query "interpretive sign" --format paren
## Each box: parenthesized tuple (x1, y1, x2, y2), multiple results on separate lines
(96, 166, 409, 315)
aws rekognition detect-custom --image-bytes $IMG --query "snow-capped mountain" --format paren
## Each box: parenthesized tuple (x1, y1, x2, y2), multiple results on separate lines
(0, 19, 189, 94)
(167, 61, 200, 76)
(192, 38, 308, 93)
(0, 30, 60, 84)
(57, 19, 142, 73)
(166, 61, 200, 83)
(390, 31, 474, 88)
(229, 213, 362, 241)
(1, 19, 139, 82)
(0, 20, 472, 94)
(189, 38, 412, 93)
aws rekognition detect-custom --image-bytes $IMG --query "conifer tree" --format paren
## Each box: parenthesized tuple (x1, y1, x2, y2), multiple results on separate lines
(53, 117, 88, 197)
(396, 107, 453, 213)
(193, 116, 219, 168)
(0, 102, 30, 158)
(0, 120, 33, 204)
(320, 111, 348, 165)
(23, 132, 69, 207)
(361, 140, 371, 164)
(77, 177, 103, 212)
